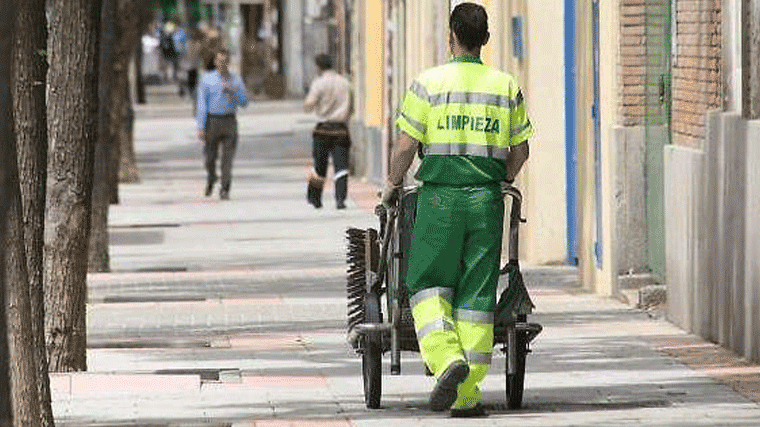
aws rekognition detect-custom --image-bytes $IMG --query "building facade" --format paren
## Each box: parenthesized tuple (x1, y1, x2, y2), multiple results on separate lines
(348, 0, 760, 363)
(350, 0, 570, 268)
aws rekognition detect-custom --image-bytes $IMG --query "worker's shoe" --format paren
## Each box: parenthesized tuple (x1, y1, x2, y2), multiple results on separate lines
(429, 360, 469, 412)
(451, 403, 487, 418)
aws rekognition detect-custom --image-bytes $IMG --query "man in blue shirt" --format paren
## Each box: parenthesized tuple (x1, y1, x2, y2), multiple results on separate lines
(196, 49, 249, 200)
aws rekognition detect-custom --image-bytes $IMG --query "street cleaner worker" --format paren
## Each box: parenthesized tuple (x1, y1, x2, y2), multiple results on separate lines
(381, 2, 533, 417)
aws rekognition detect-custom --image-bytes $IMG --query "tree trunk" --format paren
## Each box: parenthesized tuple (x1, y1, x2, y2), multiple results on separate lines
(118, 82, 140, 183)
(4, 149, 42, 427)
(45, 0, 101, 372)
(0, 1, 18, 424)
(116, 0, 152, 185)
(12, 0, 55, 424)
(135, 41, 146, 105)
(90, 0, 117, 273)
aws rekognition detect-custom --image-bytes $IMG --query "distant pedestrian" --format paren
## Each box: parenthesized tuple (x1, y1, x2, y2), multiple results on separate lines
(303, 53, 353, 209)
(196, 49, 249, 200)
(159, 22, 178, 82)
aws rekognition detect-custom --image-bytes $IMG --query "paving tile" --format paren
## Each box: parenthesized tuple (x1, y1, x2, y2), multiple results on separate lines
(228, 333, 306, 350)
(241, 375, 329, 387)
(250, 421, 352, 427)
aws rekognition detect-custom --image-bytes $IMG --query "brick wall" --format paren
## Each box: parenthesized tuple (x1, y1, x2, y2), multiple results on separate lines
(620, 0, 647, 126)
(619, 0, 722, 148)
(671, 0, 722, 148)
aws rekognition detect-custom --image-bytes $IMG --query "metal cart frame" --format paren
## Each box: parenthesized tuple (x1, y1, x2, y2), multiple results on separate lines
(346, 185, 541, 410)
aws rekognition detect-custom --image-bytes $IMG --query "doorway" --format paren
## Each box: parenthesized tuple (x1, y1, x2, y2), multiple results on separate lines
(644, 0, 673, 283)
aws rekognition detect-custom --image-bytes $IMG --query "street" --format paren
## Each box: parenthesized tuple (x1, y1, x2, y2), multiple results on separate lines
(51, 87, 760, 426)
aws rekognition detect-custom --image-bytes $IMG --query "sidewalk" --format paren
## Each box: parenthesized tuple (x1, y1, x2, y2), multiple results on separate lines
(54, 86, 760, 426)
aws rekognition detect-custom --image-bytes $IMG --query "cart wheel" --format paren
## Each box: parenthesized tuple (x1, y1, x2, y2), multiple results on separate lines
(362, 292, 382, 408)
(505, 330, 527, 409)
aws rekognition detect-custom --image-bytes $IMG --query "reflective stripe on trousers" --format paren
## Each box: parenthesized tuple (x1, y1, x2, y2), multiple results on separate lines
(410, 291, 495, 410)
(406, 184, 504, 410)
(410, 288, 466, 379)
(452, 309, 494, 410)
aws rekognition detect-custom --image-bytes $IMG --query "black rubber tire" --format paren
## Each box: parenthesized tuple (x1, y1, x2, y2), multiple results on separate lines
(362, 292, 382, 409)
(506, 330, 527, 409)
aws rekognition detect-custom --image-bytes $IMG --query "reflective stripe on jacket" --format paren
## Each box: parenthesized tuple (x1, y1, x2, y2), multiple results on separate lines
(396, 56, 534, 161)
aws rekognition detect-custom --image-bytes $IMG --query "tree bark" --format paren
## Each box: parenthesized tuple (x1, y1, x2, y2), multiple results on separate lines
(90, 0, 117, 273)
(116, 0, 152, 185)
(0, 1, 18, 424)
(45, 0, 101, 372)
(4, 148, 42, 427)
(12, 0, 54, 424)
(135, 41, 146, 105)
(119, 87, 139, 183)
(742, 0, 760, 119)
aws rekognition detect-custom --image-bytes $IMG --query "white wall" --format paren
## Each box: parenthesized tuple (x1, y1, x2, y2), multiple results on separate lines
(744, 121, 760, 362)
(520, 0, 567, 265)
(664, 145, 704, 331)
(667, 111, 760, 364)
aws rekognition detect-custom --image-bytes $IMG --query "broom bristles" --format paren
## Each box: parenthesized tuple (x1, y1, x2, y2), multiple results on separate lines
(346, 227, 371, 332)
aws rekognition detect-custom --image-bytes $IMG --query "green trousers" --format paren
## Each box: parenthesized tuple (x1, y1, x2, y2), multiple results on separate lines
(406, 183, 504, 410)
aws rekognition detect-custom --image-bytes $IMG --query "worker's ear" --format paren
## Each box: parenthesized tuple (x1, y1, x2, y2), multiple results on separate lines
(482, 31, 490, 46)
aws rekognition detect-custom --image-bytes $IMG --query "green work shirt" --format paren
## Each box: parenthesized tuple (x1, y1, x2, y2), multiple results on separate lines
(396, 56, 534, 185)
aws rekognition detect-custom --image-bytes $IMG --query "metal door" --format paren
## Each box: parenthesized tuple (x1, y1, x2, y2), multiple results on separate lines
(644, 0, 673, 282)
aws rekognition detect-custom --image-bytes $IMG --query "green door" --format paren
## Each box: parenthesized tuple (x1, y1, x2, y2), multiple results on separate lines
(644, 0, 672, 283)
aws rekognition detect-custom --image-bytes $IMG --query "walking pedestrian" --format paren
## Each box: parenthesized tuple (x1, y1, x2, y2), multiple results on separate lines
(381, 2, 534, 417)
(159, 21, 178, 82)
(196, 49, 249, 200)
(303, 53, 353, 209)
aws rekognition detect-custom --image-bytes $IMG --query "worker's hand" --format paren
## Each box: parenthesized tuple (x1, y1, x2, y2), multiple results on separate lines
(197, 130, 206, 142)
(500, 179, 515, 195)
(380, 181, 401, 209)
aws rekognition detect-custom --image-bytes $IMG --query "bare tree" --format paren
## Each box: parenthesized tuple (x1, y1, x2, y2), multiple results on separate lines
(45, 0, 101, 372)
(115, 0, 152, 185)
(4, 144, 42, 427)
(90, 0, 118, 272)
(13, 0, 55, 424)
(90, 0, 151, 271)
(1, 1, 17, 423)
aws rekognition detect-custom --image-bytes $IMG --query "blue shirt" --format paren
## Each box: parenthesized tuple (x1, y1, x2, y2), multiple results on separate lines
(196, 70, 249, 130)
(172, 29, 187, 54)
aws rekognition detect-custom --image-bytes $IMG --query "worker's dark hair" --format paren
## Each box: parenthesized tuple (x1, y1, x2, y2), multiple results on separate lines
(449, 2, 489, 50)
(315, 53, 333, 71)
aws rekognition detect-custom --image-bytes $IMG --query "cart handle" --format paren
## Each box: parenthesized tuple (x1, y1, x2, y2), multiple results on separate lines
(374, 205, 397, 290)
(501, 184, 525, 264)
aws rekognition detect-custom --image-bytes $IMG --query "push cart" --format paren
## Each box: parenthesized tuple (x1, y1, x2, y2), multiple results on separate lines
(346, 185, 542, 410)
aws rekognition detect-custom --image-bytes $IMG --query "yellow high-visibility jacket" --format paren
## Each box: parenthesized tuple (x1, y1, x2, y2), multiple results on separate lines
(396, 56, 534, 185)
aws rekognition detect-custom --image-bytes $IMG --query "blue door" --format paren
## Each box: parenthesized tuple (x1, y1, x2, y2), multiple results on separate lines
(564, 0, 578, 265)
